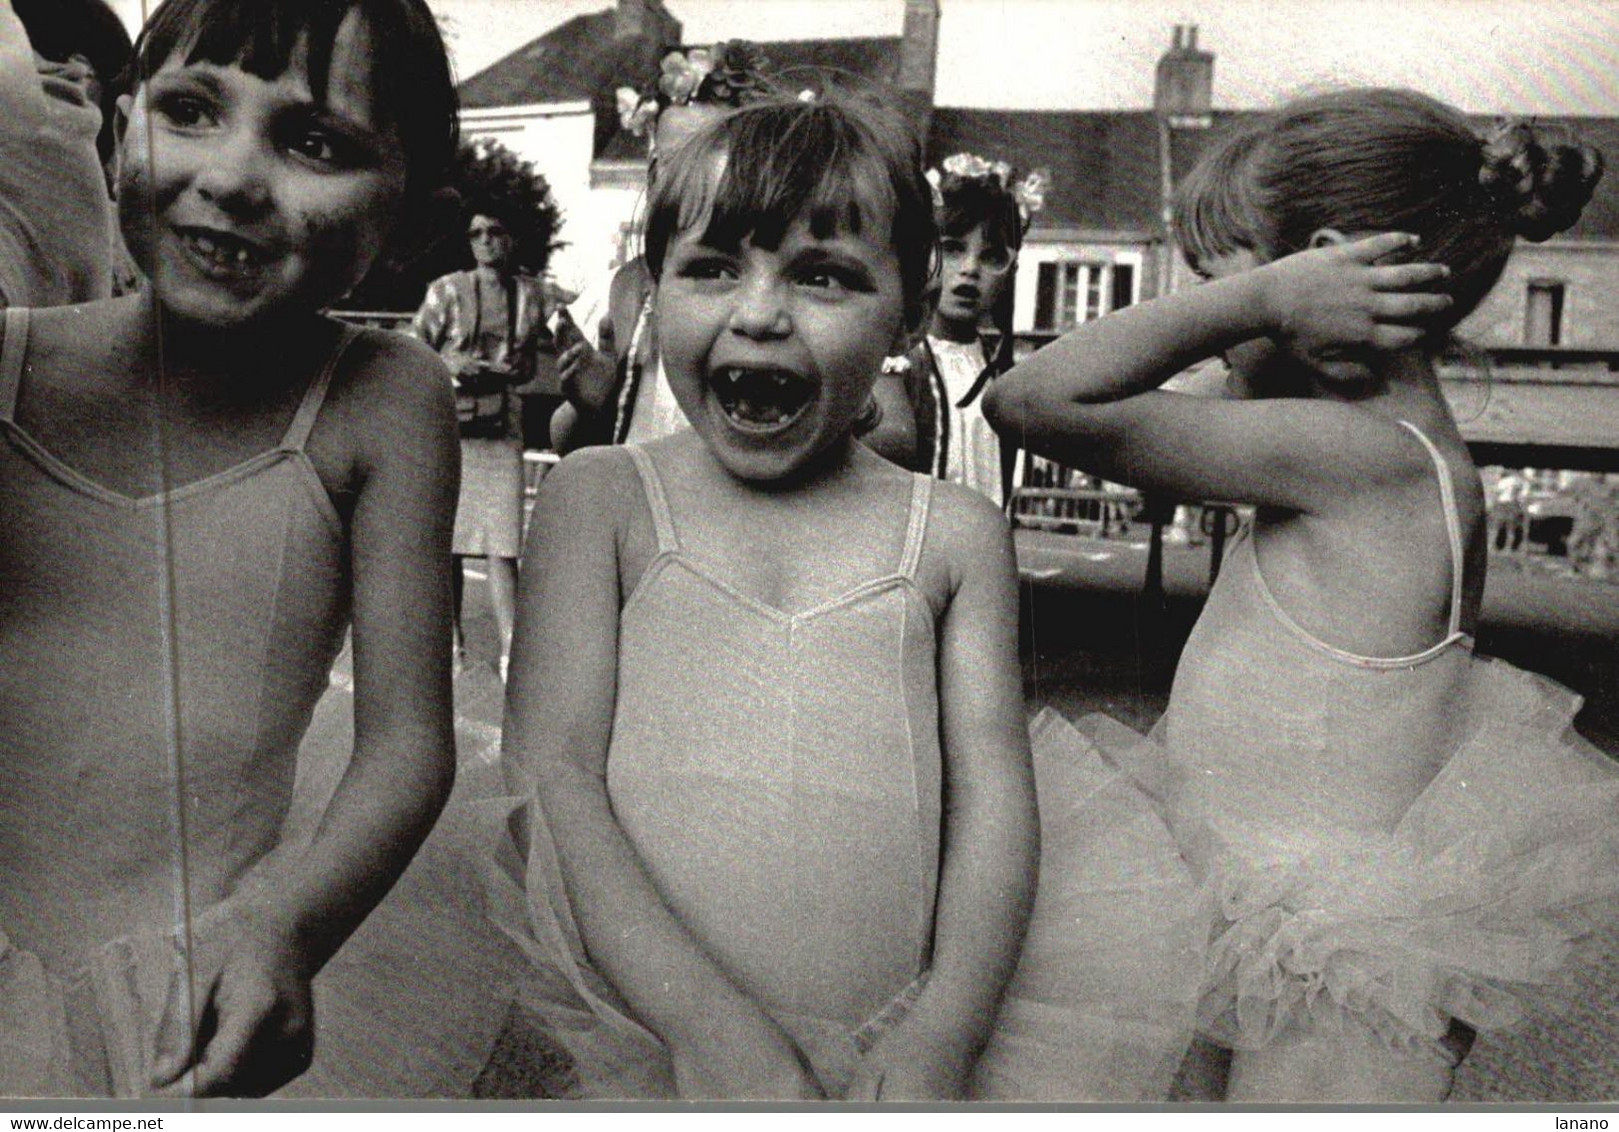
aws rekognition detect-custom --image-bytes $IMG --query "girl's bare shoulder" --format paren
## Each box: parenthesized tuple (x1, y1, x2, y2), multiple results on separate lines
(928, 479, 1015, 555)
(909, 478, 1016, 606)
(328, 322, 451, 401)
(541, 442, 643, 510)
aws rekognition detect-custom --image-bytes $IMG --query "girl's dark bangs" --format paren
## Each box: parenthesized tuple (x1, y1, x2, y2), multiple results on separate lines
(693, 107, 898, 255)
(138, 0, 345, 105)
(939, 187, 1022, 250)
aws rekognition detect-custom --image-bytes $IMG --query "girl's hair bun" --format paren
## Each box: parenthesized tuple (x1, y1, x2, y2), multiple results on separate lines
(1478, 119, 1605, 242)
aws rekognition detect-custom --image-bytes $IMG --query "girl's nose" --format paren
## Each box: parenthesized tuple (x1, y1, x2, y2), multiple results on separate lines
(727, 277, 792, 339)
(193, 132, 272, 215)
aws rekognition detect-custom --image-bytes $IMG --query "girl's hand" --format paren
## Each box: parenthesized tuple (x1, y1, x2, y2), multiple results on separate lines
(557, 340, 619, 413)
(666, 1015, 824, 1100)
(847, 1024, 973, 1101)
(149, 905, 315, 1098)
(1259, 232, 1452, 378)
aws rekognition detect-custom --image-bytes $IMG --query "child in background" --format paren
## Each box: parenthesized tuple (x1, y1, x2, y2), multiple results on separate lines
(499, 88, 1200, 1102)
(987, 88, 1616, 1101)
(0, 0, 461, 1097)
(549, 41, 775, 453)
(867, 154, 1045, 506)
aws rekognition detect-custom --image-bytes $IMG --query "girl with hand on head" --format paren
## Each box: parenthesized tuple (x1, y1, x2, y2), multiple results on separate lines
(499, 87, 1202, 1103)
(0, 0, 462, 1098)
(986, 88, 1615, 1103)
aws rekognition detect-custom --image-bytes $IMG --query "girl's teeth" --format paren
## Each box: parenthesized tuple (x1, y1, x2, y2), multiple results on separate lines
(187, 232, 258, 269)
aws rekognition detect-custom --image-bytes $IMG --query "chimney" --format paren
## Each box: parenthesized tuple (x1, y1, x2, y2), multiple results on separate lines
(897, 0, 939, 96)
(615, 0, 680, 47)
(896, 0, 939, 142)
(1154, 23, 1213, 128)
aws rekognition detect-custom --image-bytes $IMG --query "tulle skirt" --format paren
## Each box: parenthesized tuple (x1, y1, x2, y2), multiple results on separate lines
(1079, 655, 1619, 1066)
(0, 756, 533, 1100)
(494, 709, 1203, 1101)
(0, 930, 174, 1097)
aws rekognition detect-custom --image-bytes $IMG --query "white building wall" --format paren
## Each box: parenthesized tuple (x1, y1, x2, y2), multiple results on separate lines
(460, 102, 620, 302)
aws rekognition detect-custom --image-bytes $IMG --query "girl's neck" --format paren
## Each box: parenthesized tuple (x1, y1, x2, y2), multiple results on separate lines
(475, 263, 512, 285)
(1315, 349, 1452, 430)
(930, 313, 981, 345)
(706, 433, 866, 498)
(133, 291, 335, 390)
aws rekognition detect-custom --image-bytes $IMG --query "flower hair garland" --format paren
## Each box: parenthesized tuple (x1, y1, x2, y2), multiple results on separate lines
(927, 153, 1051, 225)
(617, 41, 771, 137)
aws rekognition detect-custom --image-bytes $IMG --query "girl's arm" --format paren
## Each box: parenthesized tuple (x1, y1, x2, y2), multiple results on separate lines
(151, 331, 461, 1097)
(850, 486, 1038, 1100)
(984, 233, 1453, 510)
(557, 263, 643, 426)
(861, 371, 920, 467)
(504, 449, 821, 1100)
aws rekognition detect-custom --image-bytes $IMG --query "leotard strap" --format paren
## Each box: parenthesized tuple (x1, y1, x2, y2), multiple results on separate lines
(279, 325, 358, 453)
(0, 307, 30, 422)
(1397, 420, 1466, 637)
(897, 473, 933, 580)
(624, 444, 679, 554)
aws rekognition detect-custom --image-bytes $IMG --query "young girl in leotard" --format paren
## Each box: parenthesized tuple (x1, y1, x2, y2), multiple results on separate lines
(987, 88, 1616, 1102)
(0, 0, 461, 1097)
(499, 89, 1201, 1102)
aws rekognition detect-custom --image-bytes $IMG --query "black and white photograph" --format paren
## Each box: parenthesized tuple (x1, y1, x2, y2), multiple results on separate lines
(2, 0, 1617, 1111)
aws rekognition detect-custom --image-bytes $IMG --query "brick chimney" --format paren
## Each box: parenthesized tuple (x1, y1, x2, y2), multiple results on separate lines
(896, 0, 939, 141)
(1154, 24, 1213, 128)
(897, 0, 939, 97)
(614, 0, 680, 47)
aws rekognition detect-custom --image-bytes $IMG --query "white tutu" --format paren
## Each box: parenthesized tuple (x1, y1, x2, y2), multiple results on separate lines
(1079, 656, 1619, 1063)
(494, 708, 1203, 1101)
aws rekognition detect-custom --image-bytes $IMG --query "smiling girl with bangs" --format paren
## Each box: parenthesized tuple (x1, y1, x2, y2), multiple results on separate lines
(0, 0, 466, 1098)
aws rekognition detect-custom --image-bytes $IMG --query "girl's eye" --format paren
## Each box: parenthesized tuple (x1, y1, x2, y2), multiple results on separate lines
(676, 256, 737, 282)
(282, 122, 355, 167)
(939, 238, 968, 256)
(978, 247, 1012, 271)
(800, 269, 845, 290)
(290, 130, 339, 163)
(154, 93, 216, 129)
(796, 263, 872, 293)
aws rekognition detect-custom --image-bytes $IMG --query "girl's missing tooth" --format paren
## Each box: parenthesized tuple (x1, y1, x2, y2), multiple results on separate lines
(501, 89, 1201, 1102)
(0, 0, 459, 1098)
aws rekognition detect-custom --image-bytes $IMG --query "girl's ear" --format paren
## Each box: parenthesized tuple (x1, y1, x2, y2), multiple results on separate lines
(113, 92, 132, 147)
(109, 93, 133, 192)
(1308, 228, 1350, 250)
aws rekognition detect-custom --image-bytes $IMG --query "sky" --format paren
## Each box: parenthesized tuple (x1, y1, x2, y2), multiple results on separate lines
(109, 0, 1619, 116)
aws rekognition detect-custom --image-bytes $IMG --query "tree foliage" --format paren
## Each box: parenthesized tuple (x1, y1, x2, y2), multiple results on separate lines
(335, 138, 564, 313)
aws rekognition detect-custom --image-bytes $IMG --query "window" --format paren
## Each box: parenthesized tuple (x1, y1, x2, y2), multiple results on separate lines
(1035, 260, 1137, 331)
(1525, 280, 1565, 346)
